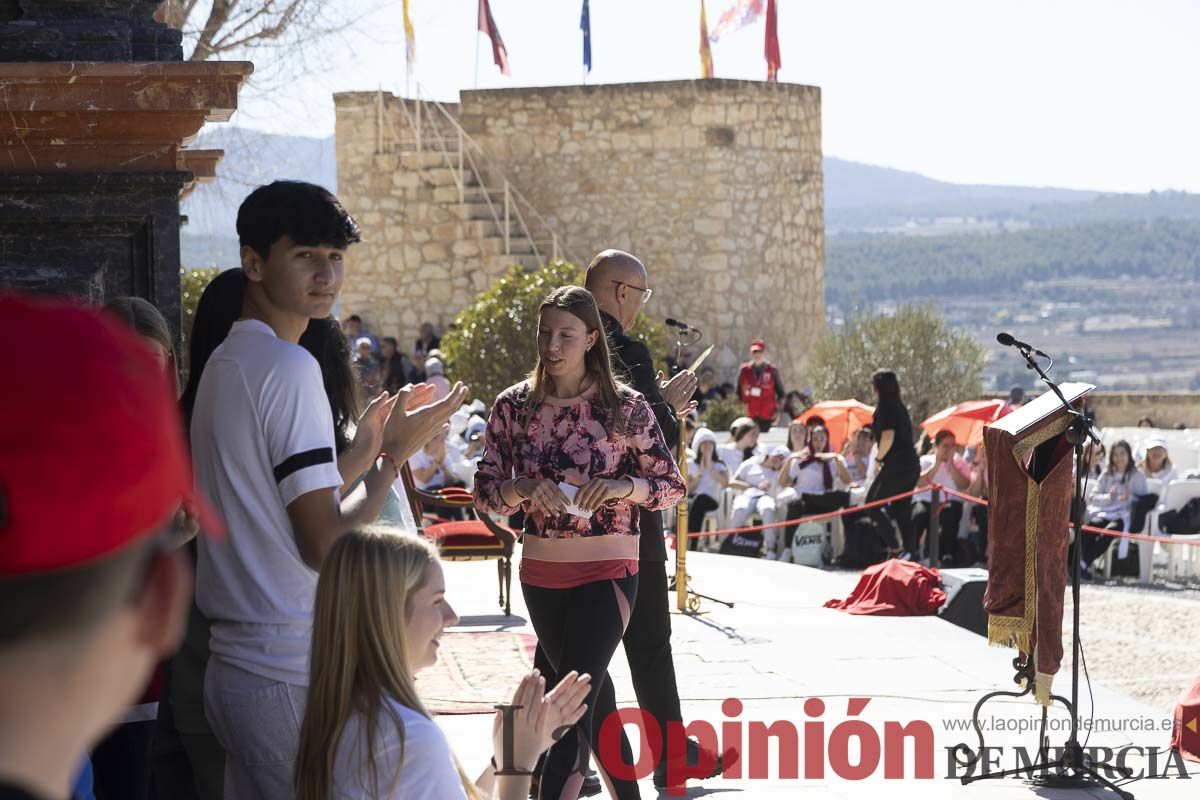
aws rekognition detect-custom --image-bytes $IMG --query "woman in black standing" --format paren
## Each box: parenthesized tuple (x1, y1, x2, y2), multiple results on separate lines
(865, 370, 922, 559)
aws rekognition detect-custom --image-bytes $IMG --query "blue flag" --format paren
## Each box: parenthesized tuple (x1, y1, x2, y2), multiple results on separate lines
(581, 0, 592, 72)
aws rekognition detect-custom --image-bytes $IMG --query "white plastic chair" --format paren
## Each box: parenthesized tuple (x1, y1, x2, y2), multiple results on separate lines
(1144, 479, 1200, 581)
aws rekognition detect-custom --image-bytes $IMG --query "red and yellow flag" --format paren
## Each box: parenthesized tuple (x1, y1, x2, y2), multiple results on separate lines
(699, 0, 714, 79)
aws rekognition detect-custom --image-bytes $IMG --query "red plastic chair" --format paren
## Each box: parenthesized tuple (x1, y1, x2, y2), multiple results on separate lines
(399, 465, 516, 615)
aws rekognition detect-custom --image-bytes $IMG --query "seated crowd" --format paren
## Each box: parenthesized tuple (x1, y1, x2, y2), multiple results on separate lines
(682, 377, 1193, 579)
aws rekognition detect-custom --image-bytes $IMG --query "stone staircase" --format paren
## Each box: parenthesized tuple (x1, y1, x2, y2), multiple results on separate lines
(387, 101, 550, 273)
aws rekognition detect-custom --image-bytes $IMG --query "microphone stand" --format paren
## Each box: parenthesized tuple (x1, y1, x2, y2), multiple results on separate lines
(667, 325, 734, 613)
(956, 339, 1133, 799)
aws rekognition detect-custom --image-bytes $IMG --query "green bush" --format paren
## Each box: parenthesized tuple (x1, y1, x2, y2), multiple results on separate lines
(700, 395, 745, 435)
(808, 304, 986, 434)
(440, 260, 666, 406)
(181, 267, 221, 372)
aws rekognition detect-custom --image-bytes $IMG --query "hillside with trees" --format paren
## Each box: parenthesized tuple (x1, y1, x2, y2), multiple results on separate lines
(826, 219, 1200, 305)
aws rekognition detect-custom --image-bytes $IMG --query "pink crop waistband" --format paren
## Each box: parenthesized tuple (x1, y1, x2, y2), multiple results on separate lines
(520, 534, 640, 563)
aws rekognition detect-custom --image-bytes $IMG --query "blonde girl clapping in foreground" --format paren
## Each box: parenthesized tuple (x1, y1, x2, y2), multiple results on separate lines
(295, 530, 590, 799)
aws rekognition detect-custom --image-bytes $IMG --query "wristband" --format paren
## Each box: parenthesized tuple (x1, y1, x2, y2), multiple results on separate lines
(510, 480, 528, 500)
(379, 451, 400, 478)
(621, 480, 636, 499)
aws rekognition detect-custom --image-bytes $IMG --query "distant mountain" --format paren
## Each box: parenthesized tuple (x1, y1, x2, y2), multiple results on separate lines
(826, 218, 1200, 305)
(824, 157, 1200, 233)
(825, 157, 1096, 210)
(180, 127, 335, 253)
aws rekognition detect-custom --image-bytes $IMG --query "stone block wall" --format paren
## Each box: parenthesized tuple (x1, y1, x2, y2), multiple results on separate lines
(334, 92, 493, 343)
(335, 79, 824, 386)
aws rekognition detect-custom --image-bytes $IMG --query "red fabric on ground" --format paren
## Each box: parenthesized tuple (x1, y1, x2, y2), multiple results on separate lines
(824, 558, 946, 616)
(1171, 674, 1200, 763)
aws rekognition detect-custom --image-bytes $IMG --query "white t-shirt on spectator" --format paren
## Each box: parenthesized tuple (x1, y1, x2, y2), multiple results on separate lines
(844, 450, 875, 484)
(408, 448, 448, 491)
(734, 458, 781, 499)
(691, 460, 729, 502)
(192, 319, 343, 686)
(719, 443, 763, 475)
(332, 701, 466, 799)
(787, 457, 847, 494)
(1145, 466, 1177, 485)
(914, 454, 971, 504)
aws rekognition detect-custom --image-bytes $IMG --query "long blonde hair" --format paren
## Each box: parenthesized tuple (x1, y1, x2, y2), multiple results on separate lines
(524, 285, 628, 429)
(295, 529, 480, 800)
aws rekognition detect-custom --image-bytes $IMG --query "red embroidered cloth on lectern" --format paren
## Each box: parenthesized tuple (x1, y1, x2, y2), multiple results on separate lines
(982, 383, 1091, 706)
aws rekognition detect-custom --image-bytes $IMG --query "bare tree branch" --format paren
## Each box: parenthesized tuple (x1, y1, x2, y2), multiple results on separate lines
(191, 0, 235, 61)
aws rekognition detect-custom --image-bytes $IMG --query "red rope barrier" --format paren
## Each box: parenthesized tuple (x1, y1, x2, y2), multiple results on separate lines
(675, 482, 1200, 548)
(679, 486, 925, 540)
(938, 484, 1200, 547)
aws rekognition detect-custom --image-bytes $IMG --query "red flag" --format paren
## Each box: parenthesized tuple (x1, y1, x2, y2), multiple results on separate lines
(765, 0, 781, 81)
(477, 0, 509, 76)
(699, 0, 714, 79)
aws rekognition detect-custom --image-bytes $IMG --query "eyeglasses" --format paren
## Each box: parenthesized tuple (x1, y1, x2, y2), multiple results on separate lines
(611, 280, 653, 304)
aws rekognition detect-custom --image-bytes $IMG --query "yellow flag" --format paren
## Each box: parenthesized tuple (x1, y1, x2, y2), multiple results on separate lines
(403, 0, 416, 68)
(699, 0, 714, 79)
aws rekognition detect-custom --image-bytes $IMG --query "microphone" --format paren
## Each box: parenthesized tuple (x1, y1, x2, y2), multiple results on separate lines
(665, 317, 694, 333)
(996, 332, 1049, 359)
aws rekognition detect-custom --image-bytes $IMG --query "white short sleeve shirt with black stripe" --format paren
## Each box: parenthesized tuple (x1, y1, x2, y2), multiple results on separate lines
(192, 319, 343, 686)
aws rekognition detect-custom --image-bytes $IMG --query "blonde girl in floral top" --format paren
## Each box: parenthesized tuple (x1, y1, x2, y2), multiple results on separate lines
(474, 285, 684, 800)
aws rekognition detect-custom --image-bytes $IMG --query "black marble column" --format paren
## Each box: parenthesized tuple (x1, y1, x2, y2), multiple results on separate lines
(0, 0, 193, 349)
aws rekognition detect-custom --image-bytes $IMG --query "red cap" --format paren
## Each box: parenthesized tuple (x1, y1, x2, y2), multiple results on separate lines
(0, 292, 223, 575)
(749, 339, 766, 352)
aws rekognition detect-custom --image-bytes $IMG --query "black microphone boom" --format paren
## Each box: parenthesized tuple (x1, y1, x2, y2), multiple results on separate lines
(665, 317, 692, 332)
(996, 331, 1049, 359)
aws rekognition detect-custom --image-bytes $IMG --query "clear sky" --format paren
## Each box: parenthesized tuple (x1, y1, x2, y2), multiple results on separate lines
(224, 0, 1200, 193)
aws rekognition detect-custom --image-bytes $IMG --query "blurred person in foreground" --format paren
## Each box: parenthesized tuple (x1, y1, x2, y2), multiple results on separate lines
(0, 292, 218, 800)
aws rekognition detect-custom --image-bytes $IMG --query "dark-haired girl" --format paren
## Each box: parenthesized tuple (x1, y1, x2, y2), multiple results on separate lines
(865, 370, 921, 558)
(776, 425, 852, 561)
(475, 286, 685, 800)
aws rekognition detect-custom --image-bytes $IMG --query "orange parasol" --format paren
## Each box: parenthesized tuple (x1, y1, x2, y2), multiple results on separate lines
(920, 399, 1008, 447)
(798, 399, 876, 452)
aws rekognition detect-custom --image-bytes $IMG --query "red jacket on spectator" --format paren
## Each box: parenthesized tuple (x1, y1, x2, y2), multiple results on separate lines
(738, 361, 781, 422)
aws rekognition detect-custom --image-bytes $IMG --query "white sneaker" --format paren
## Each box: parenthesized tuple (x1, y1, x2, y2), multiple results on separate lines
(780, 548, 793, 563)
(765, 551, 778, 561)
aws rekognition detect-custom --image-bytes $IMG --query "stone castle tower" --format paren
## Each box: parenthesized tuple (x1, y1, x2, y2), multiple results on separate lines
(334, 78, 824, 387)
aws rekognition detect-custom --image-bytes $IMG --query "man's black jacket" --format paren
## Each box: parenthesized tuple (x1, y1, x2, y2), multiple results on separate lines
(600, 311, 679, 562)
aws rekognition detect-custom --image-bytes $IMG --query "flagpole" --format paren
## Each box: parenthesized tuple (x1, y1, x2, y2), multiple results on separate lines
(473, 0, 480, 90)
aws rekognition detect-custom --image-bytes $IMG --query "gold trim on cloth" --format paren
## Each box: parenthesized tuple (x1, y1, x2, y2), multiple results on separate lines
(986, 414, 1072, 706)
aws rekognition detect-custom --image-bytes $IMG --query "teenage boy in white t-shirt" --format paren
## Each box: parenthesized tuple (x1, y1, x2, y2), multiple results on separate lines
(191, 181, 467, 799)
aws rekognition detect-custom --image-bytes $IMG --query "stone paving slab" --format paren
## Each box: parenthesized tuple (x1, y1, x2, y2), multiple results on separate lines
(437, 549, 1197, 798)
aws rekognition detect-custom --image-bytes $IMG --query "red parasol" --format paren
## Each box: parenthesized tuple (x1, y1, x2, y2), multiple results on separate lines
(798, 399, 875, 452)
(920, 399, 1008, 447)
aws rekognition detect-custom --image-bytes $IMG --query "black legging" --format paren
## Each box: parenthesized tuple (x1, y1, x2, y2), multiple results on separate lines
(865, 462, 920, 554)
(911, 500, 964, 562)
(1080, 514, 1123, 566)
(687, 494, 720, 551)
(524, 575, 640, 800)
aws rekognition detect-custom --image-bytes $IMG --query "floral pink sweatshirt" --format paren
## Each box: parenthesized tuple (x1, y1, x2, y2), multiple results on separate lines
(473, 381, 685, 589)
